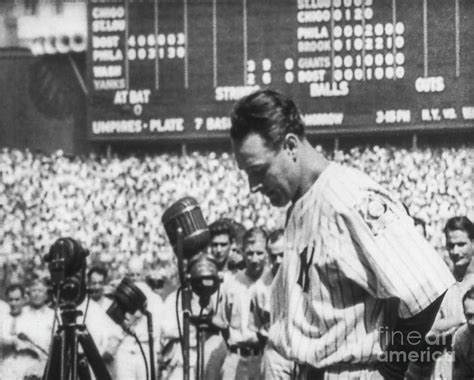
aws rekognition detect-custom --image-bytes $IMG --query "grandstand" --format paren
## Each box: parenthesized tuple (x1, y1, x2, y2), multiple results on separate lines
(0, 144, 472, 284)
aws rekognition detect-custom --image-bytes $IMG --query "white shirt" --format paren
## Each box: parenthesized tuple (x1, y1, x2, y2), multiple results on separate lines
(214, 270, 260, 345)
(21, 305, 55, 354)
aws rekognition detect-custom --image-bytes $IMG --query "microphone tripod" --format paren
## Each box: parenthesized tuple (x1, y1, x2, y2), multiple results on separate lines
(176, 228, 219, 380)
(43, 303, 112, 380)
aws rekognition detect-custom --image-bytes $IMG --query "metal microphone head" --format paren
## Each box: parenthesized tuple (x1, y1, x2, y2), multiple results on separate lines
(161, 197, 210, 259)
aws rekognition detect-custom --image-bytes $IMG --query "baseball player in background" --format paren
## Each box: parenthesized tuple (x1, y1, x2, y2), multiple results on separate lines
(204, 219, 236, 380)
(230, 89, 455, 380)
(213, 227, 268, 380)
(249, 228, 294, 380)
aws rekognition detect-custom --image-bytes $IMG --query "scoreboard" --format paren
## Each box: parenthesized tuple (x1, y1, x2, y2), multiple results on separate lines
(87, 0, 474, 141)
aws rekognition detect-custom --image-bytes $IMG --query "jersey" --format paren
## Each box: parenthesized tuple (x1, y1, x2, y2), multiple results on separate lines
(213, 270, 260, 346)
(249, 269, 273, 337)
(268, 162, 455, 369)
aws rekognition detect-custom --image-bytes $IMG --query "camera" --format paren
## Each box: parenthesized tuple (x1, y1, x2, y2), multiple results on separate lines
(43, 237, 89, 306)
(43, 238, 112, 380)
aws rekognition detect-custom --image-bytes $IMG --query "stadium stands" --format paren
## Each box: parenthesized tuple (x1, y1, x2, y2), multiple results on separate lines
(0, 145, 472, 280)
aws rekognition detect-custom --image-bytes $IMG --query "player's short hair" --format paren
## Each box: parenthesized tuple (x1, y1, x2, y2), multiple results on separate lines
(87, 266, 108, 281)
(443, 216, 474, 240)
(6, 283, 25, 297)
(462, 286, 474, 307)
(230, 89, 306, 151)
(242, 227, 267, 250)
(209, 219, 234, 241)
(266, 228, 284, 247)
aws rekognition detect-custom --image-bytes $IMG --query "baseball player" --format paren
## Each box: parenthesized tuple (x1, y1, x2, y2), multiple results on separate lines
(203, 219, 236, 380)
(209, 219, 234, 273)
(230, 89, 455, 380)
(213, 227, 268, 380)
(422, 216, 474, 379)
(248, 229, 294, 380)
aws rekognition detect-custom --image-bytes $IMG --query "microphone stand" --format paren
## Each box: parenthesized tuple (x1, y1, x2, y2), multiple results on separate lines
(143, 309, 156, 380)
(176, 227, 192, 380)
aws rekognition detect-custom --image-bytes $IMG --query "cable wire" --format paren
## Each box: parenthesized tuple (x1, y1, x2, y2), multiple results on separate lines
(128, 328, 150, 380)
(176, 286, 184, 353)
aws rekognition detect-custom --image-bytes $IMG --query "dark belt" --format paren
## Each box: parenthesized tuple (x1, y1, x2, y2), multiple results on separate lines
(298, 362, 378, 380)
(297, 365, 325, 380)
(229, 344, 263, 357)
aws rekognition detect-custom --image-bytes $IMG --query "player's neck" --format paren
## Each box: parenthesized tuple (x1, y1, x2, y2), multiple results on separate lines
(293, 146, 329, 203)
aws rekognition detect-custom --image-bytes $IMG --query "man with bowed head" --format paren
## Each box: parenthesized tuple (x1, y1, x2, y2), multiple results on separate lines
(230, 89, 454, 379)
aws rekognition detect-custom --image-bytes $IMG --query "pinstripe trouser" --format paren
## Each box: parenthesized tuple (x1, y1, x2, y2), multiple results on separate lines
(262, 345, 294, 380)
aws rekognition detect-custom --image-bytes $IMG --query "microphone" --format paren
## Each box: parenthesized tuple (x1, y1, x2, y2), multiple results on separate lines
(161, 197, 210, 260)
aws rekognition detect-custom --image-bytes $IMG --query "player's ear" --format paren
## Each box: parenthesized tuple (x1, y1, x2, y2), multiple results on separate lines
(283, 133, 299, 160)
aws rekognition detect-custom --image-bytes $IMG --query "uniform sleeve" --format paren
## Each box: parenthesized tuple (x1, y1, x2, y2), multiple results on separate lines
(336, 189, 454, 318)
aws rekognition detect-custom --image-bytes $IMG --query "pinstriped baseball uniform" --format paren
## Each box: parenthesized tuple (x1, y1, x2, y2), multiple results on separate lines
(268, 162, 454, 378)
(249, 269, 294, 380)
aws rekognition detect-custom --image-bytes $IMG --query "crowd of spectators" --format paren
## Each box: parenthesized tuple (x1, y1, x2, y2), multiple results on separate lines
(0, 144, 472, 284)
